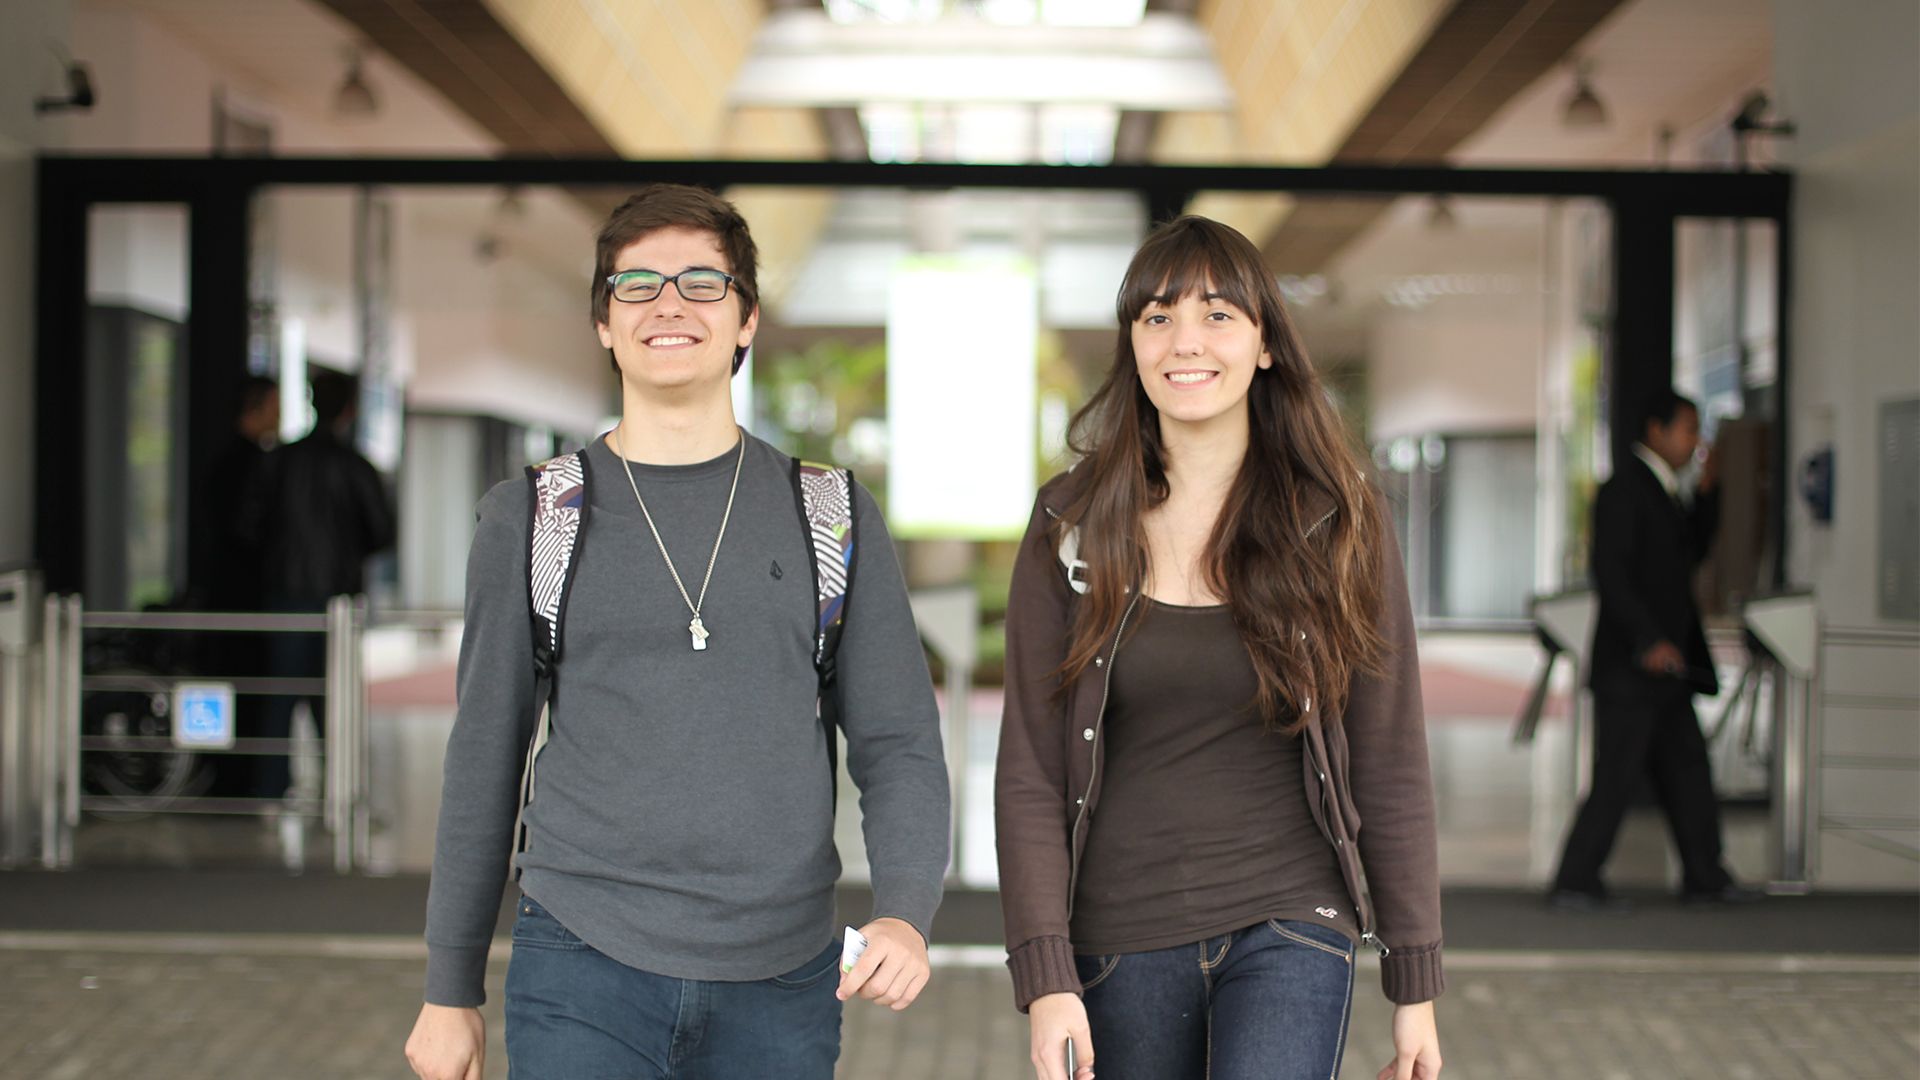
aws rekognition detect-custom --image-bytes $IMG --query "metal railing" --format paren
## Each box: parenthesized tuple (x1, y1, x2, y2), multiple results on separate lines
(0, 580, 371, 872)
(1521, 588, 1920, 891)
(0, 567, 43, 869)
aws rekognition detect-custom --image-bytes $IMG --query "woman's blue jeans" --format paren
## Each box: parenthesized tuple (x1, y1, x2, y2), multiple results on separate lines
(1074, 919, 1355, 1080)
(503, 897, 842, 1080)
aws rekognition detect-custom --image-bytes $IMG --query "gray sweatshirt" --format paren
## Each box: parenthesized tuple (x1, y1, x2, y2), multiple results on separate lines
(424, 434, 950, 1007)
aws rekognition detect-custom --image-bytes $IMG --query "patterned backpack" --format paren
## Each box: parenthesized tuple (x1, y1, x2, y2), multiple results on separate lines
(511, 448, 857, 867)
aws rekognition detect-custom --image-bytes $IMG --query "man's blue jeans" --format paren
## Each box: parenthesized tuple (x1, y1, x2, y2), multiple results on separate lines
(503, 897, 842, 1080)
(1074, 919, 1355, 1080)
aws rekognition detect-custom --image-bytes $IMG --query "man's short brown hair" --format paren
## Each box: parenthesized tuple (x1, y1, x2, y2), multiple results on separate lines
(591, 184, 759, 372)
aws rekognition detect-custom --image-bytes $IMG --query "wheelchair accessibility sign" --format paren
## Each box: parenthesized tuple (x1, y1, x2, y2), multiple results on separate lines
(171, 682, 236, 749)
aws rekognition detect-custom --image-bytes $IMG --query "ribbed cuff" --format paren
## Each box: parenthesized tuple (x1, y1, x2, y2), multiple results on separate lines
(1379, 939, 1445, 1004)
(1007, 935, 1081, 1013)
(424, 943, 492, 1008)
(869, 868, 946, 948)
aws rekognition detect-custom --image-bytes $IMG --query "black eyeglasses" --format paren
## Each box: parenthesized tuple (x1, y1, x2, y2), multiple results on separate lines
(606, 268, 735, 304)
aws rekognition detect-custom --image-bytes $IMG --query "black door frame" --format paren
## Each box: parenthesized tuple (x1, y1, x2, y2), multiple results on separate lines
(33, 155, 1793, 597)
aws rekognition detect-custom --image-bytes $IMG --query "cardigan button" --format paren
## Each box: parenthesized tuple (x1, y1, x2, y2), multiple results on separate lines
(1076, 797, 1085, 805)
(1082, 728, 1095, 741)
(1094, 657, 1104, 667)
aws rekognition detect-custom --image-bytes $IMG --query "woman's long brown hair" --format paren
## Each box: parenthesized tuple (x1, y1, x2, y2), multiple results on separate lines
(1054, 215, 1387, 731)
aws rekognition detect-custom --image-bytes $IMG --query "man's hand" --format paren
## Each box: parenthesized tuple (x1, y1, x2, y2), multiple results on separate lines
(1376, 1000, 1442, 1080)
(1028, 992, 1095, 1080)
(1642, 640, 1685, 676)
(405, 1003, 484, 1080)
(1698, 442, 1720, 493)
(837, 916, 930, 1010)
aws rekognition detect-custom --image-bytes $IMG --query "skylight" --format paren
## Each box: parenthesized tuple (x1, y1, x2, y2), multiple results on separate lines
(731, 9, 1230, 111)
(825, 0, 1148, 26)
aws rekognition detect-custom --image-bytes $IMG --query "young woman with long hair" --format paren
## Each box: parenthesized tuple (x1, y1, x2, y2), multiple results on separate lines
(995, 216, 1444, 1080)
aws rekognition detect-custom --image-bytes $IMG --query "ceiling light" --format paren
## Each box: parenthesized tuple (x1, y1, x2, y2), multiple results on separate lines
(734, 10, 1230, 109)
(981, 0, 1039, 24)
(1730, 90, 1796, 138)
(1041, 0, 1146, 26)
(35, 41, 95, 114)
(498, 185, 527, 219)
(825, 0, 943, 22)
(1562, 62, 1606, 130)
(334, 46, 378, 120)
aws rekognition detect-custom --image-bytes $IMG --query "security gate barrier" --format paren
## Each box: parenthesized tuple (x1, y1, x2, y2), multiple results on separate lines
(2, 592, 370, 872)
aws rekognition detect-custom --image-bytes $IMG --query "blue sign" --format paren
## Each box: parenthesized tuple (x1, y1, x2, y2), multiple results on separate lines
(172, 682, 236, 749)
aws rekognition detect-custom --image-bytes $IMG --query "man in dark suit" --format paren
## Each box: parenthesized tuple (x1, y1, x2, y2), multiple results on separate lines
(1551, 390, 1761, 910)
(240, 371, 396, 800)
(204, 376, 280, 612)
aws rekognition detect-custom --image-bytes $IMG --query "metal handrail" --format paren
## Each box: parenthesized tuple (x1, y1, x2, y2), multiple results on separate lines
(81, 611, 329, 632)
(27, 595, 369, 872)
(82, 675, 328, 695)
(369, 609, 462, 627)
(1824, 626, 1920, 646)
(0, 567, 40, 868)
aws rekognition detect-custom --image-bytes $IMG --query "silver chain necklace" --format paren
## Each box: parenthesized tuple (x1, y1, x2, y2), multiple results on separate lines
(612, 426, 745, 651)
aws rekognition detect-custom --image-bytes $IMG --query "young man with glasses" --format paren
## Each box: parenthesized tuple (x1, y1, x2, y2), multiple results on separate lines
(406, 184, 950, 1080)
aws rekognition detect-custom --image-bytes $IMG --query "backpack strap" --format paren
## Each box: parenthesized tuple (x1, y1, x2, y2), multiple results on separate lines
(527, 451, 590, 677)
(792, 459, 856, 780)
(514, 449, 591, 877)
(1056, 525, 1090, 595)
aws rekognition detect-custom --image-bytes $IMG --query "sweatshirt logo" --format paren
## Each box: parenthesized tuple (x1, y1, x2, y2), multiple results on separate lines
(1315, 907, 1338, 918)
(770, 560, 784, 580)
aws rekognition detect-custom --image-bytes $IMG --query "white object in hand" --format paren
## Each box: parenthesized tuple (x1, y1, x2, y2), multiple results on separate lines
(840, 926, 869, 973)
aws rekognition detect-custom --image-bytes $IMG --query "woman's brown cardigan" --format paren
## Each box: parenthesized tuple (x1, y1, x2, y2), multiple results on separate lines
(994, 467, 1445, 1011)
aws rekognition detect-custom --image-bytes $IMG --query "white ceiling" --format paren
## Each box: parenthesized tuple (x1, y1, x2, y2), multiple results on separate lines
(80, 0, 498, 154)
(1452, 0, 1775, 167)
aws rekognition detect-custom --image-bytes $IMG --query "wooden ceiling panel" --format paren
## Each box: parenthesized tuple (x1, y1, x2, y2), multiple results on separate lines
(1336, 0, 1630, 164)
(1264, 0, 1631, 272)
(314, 0, 618, 157)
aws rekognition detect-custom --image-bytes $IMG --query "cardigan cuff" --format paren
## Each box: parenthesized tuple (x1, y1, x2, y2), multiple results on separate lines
(1007, 935, 1081, 1013)
(424, 942, 492, 1008)
(1378, 939, 1445, 1005)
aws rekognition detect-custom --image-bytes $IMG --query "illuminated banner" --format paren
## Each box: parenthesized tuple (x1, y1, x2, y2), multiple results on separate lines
(886, 256, 1037, 538)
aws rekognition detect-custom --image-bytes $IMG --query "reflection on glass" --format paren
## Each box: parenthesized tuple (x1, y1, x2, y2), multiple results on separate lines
(126, 320, 175, 610)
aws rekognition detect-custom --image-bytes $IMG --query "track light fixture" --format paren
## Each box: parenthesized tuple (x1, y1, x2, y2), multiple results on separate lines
(36, 41, 94, 114)
(1730, 91, 1795, 171)
(1562, 61, 1606, 130)
(334, 45, 379, 120)
(1731, 91, 1795, 138)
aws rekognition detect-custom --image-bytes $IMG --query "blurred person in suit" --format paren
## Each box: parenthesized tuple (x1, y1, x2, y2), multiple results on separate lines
(240, 371, 395, 801)
(198, 376, 279, 795)
(1550, 389, 1762, 911)
(203, 375, 280, 611)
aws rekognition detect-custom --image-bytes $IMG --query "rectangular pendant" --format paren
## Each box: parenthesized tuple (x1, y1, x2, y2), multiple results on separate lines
(690, 617, 709, 651)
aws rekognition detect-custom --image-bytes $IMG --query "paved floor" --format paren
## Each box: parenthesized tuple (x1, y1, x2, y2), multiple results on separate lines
(0, 936, 1910, 1080)
(3, 870, 1914, 1078)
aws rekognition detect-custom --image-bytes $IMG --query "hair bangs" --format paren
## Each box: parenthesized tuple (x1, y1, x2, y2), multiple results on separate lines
(1116, 227, 1263, 327)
